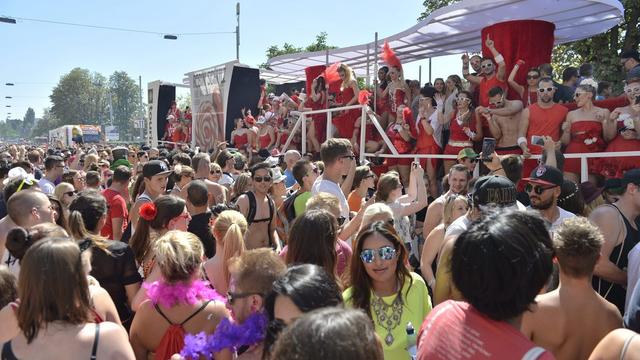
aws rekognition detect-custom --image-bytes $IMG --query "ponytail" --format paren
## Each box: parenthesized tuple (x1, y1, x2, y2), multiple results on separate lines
(6, 227, 32, 261)
(68, 209, 111, 254)
(130, 217, 152, 264)
(222, 223, 246, 291)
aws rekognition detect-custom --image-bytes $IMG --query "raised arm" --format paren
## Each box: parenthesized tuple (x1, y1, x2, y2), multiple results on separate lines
(508, 61, 525, 98)
(399, 163, 428, 217)
(462, 53, 482, 85)
(485, 35, 506, 81)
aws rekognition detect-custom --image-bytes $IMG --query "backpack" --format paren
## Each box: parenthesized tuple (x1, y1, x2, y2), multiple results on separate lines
(242, 191, 276, 249)
(282, 190, 301, 222)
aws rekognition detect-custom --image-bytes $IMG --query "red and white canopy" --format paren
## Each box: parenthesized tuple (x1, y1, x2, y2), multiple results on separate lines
(266, 0, 624, 80)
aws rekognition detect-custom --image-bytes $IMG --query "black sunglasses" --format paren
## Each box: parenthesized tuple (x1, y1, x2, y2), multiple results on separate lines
(338, 216, 347, 226)
(64, 190, 78, 197)
(525, 183, 556, 195)
(526, 75, 540, 80)
(254, 176, 272, 183)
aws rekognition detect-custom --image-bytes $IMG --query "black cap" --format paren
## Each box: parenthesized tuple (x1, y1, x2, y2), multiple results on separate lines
(622, 169, 640, 186)
(603, 178, 623, 191)
(142, 160, 171, 178)
(522, 165, 563, 187)
(621, 49, 640, 62)
(472, 175, 517, 207)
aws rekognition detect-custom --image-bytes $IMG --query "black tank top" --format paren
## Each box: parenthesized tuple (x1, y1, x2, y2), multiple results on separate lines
(593, 205, 640, 313)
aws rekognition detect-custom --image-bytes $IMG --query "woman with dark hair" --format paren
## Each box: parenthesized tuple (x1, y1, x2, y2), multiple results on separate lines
(4, 223, 68, 277)
(262, 264, 344, 359)
(375, 66, 391, 127)
(343, 221, 431, 360)
(557, 180, 586, 217)
(130, 231, 230, 360)
(47, 195, 67, 230)
(561, 84, 615, 183)
(271, 307, 383, 360)
(440, 90, 483, 174)
(230, 117, 253, 155)
(508, 64, 540, 107)
(433, 78, 446, 108)
(418, 210, 554, 359)
(304, 76, 327, 152)
(1, 238, 134, 359)
(281, 209, 352, 281)
(68, 190, 142, 325)
(443, 75, 464, 115)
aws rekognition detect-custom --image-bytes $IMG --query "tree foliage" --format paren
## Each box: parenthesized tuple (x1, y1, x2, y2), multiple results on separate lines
(419, 0, 639, 91)
(22, 108, 35, 137)
(260, 32, 337, 69)
(31, 108, 58, 137)
(108, 71, 142, 140)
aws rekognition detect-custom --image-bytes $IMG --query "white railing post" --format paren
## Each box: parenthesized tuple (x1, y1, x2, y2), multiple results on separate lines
(359, 106, 366, 164)
(327, 110, 333, 141)
(301, 113, 307, 155)
(581, 157, 588, 183)
(281, 115, 301, 153)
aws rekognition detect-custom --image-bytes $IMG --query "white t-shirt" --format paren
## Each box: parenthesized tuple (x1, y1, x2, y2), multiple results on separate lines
(37, 177, 55, 195)
(627, 244, 640, 312)
(218, 173, 234, 186)
(311, 177, 349, 219)
(445, 214, 472, 238)
(551, 207, 576, 232)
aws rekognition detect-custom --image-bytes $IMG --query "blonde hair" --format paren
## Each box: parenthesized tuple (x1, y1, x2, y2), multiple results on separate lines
(442, 194, 468, 227)
(338, 64, 354, 86)
(360, 203, 393, 231)
(153, 230, 203, 283)
(210, 162, 222, 173)
(54, 182, 75, 205)
(175, 165, 194, 178)
(213, 210, 248, 291)
(584, 194, 606, 217)
(306, 192, 341, 218)
(83, 153, 99, 171)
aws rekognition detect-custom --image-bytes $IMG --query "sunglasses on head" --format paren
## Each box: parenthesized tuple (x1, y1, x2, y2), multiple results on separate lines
(253, 176, 272, 183)
(16, 177, 35, 192)
(525, 183, 556, 195)
(360, 246, 396, 264)
(226, 291, 263, 304)
(538, 87, 554, 93)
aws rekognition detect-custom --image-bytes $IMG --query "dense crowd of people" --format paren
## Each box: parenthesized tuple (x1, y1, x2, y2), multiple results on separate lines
(0, 45, 639, 360)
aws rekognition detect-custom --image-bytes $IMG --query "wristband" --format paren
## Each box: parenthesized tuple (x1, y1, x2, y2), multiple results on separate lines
(517, 137, 528, 146)
(494, 54, 504, 64)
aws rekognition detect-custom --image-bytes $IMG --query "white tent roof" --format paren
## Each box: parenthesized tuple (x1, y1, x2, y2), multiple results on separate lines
(266, 0, 624, 79)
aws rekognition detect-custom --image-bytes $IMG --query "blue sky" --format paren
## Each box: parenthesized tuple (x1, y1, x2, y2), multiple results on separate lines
(0, 0, 461, 119)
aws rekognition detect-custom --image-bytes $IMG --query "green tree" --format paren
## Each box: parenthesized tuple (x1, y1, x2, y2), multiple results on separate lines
(22, 107, 35, 137)
(31, 107, 59, 137)
(260, 32, 337, 69)
(109, 71, 141, 141)
(50, 68, 109, 126)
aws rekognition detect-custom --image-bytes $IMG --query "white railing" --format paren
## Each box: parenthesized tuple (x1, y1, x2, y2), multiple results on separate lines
(281, 104, 640, 183)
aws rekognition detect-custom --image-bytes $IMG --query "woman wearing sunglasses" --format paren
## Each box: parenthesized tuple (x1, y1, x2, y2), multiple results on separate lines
(53, 182, 76, 212)
(508, 62, 541, 107)
(343, 221, 431, 360)
(440, 90, 483, 174)
(561, 84, 615, 183)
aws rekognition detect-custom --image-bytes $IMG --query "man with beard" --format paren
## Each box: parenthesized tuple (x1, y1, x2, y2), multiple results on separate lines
(476, 86, 524, 155)
(523, 165, 575, 232)
(518, 78, 569, 157)
(462, 35, 507, 108)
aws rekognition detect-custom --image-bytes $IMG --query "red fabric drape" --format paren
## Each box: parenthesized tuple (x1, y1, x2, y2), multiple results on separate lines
(481, 20, 555, 100)
(305, 65, 326, 96)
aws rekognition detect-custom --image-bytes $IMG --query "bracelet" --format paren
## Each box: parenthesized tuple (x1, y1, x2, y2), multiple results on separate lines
(494, 54, 504, 64)
(517, 137, 528, 146)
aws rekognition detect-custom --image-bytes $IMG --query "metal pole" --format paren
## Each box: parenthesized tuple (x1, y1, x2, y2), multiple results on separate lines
(366, 44, 370, 88)
(428, 58, 432, 84)
(236, 2, 240, 61)
(325, 49, 332, 140)
(139, 76, 144, 142)
(419, 65, 422, 85)
(359, 106, 366, 164)
(373, 32, 378, 113)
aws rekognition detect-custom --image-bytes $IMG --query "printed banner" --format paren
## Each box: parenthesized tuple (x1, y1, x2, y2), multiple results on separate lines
(190, 67, 226, 151)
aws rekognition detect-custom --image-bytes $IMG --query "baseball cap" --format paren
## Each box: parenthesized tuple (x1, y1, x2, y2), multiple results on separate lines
(627, 66, 640, 82)
(621, 49, 640, 62)
(522, 165, 563, 187)
(471, 175, 517, 207)
(272, 168, 286, 184)
(142, 160, 171, 178)
(457, 148, 478, 160)
(622, 168, 640, 186)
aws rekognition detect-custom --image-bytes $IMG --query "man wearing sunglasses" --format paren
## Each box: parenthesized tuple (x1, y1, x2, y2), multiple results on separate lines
(236, 162, 280, 251)
(311, 139, 356, 220)
(226, 249, 286, 360)
(462, 34, 507, 108)
(523, 165, 575, 232)
(476, 86, 524, 155)
(518, 77, 569, 159)
(37, 155, 65, 195)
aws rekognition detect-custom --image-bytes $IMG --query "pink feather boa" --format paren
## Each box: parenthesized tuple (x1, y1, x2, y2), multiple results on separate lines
(144, 280, 226, 307)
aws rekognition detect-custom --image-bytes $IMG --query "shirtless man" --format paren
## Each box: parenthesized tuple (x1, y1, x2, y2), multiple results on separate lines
(191, 153, 226, 207)
(521, 217, 621, 360)
(237, 162, 280, 250)
(422, 164, 469, 238)
(476, 86, 524, 155)
(0, 177, 39, 260)
(462, 35, 507, 108)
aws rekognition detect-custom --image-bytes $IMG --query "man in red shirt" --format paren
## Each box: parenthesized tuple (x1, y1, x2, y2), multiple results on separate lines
(101, 165, 131, 241)
(518, 77, 569, 157)
(462, 35, 507, 108)
(418, 210, 554, 359)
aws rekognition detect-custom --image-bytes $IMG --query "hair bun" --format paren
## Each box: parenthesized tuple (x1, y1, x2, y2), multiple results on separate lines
(6, 227, 31, 261)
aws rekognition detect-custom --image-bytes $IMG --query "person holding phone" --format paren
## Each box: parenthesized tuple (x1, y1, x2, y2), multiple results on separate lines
(601, 81, 640, 177)
(374, 106, 415, 185)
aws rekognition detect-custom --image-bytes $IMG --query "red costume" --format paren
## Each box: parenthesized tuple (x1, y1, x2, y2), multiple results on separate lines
(233, 132, 249, 149)
(523, 103, 568, 177)
(376, 85, 390, 116)
(600, 118, 640, 177)
(564, 121, 605, 175)
(259, 132, 272, 149)
(332, 86, 360, 139)
(479, 75, 507, 108)
(412, 114, 441, 169)
(385, 108, 414, 167)
(305, 92, 327, 144)
(390, 87, 407, 113)
(444, 111, 476, 155)
(522, 90, 538, 108)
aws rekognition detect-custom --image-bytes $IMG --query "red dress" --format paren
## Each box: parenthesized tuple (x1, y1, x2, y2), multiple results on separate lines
(390, 87, 407, 113)
(332, 86, 360, 139)
(233, 132, 249, 149)
(376, 85, 390, 115)
(384, 123, 413, 166)
(412, 115, 441, 168)
(601, 118, 640, 177)
(564, 121, 605, 175)
(306, 93, 327, 144)
(259, 132, 272, 149)
(444, 111, 476, 155)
